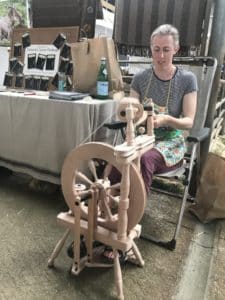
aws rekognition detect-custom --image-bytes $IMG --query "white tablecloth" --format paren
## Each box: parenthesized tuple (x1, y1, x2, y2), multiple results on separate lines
(0, 91, 117, 183)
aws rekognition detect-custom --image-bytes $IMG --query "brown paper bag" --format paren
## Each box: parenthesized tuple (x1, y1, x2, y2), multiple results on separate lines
(70, 37, 124, 94)
(189, 153, 225, 223)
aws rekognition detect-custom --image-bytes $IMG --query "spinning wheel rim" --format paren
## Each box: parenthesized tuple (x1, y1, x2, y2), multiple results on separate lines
(61, 142, 146, 231)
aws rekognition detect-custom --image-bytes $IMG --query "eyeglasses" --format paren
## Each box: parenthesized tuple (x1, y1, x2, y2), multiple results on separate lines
(151, 47, 173, 54)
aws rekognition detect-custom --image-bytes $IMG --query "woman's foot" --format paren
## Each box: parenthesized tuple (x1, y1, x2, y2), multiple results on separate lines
(101, 246, 128, 265)
(67, 236, 87, 259)
(67, 237, 103, 259)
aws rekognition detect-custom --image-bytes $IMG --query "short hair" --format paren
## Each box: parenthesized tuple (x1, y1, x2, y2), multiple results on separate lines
(150, 24, 180, 48)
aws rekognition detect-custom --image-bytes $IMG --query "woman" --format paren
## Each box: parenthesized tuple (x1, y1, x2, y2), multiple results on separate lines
(130, 24, 198, 192)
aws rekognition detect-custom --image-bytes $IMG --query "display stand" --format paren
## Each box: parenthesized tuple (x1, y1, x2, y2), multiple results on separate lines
(4, 26, 79, 91)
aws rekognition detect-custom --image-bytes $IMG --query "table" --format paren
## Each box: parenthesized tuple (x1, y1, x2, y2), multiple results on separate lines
(0, 91, 117, 184)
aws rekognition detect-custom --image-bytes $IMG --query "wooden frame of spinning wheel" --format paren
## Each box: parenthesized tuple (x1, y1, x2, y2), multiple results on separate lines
(48, 97, 155, 300)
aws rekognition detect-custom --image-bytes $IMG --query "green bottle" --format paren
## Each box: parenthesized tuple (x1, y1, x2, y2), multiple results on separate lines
(96, 57, 109, 99)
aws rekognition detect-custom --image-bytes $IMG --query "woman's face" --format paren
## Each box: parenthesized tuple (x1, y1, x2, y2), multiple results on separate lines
(151, 34, 178, 68)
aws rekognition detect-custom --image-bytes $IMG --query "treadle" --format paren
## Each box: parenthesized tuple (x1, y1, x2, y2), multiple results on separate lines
(70, 246, 114, 276)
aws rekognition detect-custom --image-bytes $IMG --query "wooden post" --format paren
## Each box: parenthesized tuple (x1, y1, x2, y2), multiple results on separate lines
(125, 104, 136, 146)
(71, 195, 81, 275)
(114, 248, 124, 300)
(87, 191, 95, 263)
(117, 162, 130, 241)
(144, 99, 154, 136)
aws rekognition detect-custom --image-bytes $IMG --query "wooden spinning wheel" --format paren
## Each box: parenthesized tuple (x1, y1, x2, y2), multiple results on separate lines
(48, 97, 155, 300)
(61, 142, 146, 232)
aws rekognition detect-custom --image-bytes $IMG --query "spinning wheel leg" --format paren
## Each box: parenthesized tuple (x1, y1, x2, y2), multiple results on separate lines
(48, 228, 70, 267)
(129, 241, 145, 267)
(114, 249, 124, 300)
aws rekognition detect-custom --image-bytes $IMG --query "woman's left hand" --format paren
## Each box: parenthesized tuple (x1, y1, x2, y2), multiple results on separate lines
(153, 91, 197, 130)
(153, 114, 168, 128)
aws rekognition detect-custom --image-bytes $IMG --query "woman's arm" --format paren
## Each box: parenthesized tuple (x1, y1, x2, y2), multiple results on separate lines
(154, 91, 197, 130)
(130, 86, 197, 130)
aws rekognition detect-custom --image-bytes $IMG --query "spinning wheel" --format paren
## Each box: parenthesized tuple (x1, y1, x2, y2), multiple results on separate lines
(48, 97, 155, 300)
(61, 142, 146, 232)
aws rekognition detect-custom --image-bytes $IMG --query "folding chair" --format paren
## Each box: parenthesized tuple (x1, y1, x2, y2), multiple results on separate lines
(104, 56, 217, 250)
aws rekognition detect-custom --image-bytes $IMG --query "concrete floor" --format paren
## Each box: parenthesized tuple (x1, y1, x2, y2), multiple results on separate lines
(0, 169, 224, 300)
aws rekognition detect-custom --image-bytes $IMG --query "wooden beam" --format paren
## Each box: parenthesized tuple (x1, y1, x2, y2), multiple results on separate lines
(101, 0, 115, 12)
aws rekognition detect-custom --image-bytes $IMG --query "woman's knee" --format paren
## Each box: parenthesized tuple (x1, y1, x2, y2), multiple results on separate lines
(141, 148, 159, 166)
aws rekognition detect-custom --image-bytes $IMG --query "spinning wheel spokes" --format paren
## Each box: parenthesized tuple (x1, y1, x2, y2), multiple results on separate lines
(98, 190, 115, 222)
(107, 193, 120, 204)
(103, 163, 113, 180)
(107, 182, 121, 190)
(76, 171, 93, 186)
(88, 159, 99, 181)
(107, 193, 120, 215)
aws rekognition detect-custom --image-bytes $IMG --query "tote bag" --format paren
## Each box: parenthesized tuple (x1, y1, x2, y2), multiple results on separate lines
(189, 146, 225, 223)
(70, 37, 123, 94)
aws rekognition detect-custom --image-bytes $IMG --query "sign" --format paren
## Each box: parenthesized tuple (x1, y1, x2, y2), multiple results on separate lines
(23, 44, 60, 77)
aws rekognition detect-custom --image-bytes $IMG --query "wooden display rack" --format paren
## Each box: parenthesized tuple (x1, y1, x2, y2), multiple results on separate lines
(6, 26, 79, 91)
(10, 26, 79, 60)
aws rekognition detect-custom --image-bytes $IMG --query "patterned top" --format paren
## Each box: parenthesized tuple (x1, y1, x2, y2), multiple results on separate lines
(131, 66, 198, 166)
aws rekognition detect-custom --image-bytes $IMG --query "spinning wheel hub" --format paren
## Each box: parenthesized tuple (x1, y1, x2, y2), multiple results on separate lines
(74, 183, 86, 191)
(91, 178, 111, 190)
